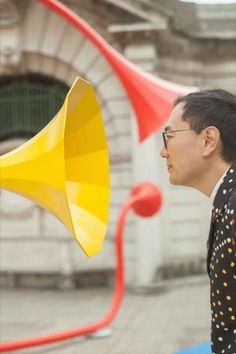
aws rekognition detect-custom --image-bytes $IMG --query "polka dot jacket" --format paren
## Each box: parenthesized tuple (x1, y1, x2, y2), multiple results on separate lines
(207, 161, 236, 354)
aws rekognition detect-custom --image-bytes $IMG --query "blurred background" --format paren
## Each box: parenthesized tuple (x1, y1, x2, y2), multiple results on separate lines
(0, 1, 235, 353)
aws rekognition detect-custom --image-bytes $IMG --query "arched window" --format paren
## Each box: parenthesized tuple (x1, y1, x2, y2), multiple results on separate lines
(0, 73, 69, 141)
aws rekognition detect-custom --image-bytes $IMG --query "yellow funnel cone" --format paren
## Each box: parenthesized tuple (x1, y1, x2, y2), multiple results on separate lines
(0, 77, 110, 256)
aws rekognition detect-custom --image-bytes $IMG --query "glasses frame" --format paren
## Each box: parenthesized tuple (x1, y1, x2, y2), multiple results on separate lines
(162, 129, 192, 149)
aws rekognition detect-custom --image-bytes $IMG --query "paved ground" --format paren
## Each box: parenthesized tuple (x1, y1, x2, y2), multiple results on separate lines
(0, 276, 211, 354)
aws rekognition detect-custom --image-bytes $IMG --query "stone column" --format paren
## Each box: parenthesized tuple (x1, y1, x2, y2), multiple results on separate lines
(124, 43, 164, 287)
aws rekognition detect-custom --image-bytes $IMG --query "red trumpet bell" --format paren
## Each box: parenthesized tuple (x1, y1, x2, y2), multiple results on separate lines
(39, 0, 197, 142)
(130, 182, 162, 217)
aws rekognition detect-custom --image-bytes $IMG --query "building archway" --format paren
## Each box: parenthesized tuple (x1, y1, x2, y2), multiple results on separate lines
(0, 0, 135, 286)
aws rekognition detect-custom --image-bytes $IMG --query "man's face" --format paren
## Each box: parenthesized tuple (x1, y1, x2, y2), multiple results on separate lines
(160, 103, 203, 187)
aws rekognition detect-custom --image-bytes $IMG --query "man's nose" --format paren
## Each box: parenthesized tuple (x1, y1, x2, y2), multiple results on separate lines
(160, 146, 169, 158)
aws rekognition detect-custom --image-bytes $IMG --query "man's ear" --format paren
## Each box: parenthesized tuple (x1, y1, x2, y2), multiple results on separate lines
(202, 126, 221, 157)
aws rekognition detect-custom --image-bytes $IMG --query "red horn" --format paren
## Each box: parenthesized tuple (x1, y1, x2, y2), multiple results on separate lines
(39, 0, 197, 141)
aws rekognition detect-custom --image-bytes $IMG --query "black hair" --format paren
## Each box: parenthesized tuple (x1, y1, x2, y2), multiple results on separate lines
(174, 89, 236, 163)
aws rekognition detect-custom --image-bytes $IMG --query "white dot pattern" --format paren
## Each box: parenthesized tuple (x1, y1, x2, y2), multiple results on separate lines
(208, 162, 236, 353)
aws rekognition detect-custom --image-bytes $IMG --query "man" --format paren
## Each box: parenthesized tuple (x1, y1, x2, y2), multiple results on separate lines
(160, 89, 236, 354)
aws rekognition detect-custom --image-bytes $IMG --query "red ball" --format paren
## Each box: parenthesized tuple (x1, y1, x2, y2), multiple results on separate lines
(130, 182, 162, 217)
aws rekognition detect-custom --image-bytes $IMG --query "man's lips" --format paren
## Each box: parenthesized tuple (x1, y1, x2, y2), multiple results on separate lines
(167, 165, 173, 170)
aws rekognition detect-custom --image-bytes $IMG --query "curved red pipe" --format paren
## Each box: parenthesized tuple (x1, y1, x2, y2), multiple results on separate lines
(38, 0, 196, 142)
(0, 193, 144, 352)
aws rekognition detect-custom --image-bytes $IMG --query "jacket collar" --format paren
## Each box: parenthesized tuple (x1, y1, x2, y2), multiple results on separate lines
(207, 160, 236, 276)
(211, 160, 236, 222)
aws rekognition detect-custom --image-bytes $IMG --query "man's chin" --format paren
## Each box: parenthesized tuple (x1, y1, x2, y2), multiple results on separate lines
(169, 174, 179, 185)
(169, 175, 187, 187)
(169, 178, 176, 185)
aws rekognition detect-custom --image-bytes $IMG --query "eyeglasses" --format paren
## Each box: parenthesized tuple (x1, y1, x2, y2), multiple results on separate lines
(162, 129, 192, 149)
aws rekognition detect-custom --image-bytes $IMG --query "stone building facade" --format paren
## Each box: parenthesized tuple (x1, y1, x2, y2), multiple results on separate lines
(0, 0, 235, 288)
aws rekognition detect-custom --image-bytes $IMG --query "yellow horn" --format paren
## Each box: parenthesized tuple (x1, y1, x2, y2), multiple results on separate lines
(0, 77, 110, 257)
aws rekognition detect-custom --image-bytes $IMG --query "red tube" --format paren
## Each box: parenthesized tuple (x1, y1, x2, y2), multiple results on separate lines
(0, 195, 139, 352)
(0, 183, 161, 351)
(0, 182, 162, 352)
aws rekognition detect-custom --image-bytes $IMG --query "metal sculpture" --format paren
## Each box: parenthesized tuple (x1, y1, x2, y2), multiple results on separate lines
(0, 77, 110, 257)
